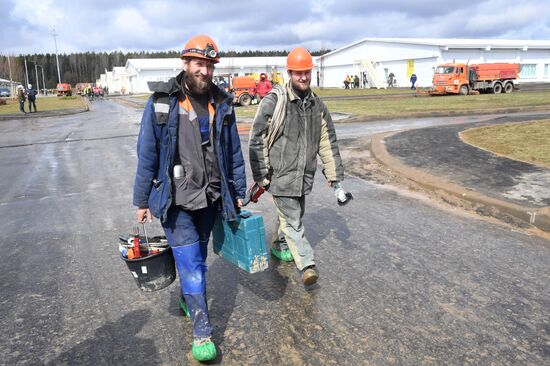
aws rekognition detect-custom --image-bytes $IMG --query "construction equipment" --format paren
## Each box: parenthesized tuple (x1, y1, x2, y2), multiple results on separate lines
(56, 83, 72, 97)
(233, 76, 257, 106)
(430, 63, 519, 95)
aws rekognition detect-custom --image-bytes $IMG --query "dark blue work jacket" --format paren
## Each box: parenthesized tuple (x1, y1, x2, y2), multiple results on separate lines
(133, 72, 246, 222)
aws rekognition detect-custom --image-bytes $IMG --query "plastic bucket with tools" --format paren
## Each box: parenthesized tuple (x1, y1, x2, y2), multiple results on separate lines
(119, 224, 176, 292)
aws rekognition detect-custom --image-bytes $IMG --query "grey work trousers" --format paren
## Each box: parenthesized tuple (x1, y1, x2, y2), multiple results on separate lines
(272, 195, 315, 271)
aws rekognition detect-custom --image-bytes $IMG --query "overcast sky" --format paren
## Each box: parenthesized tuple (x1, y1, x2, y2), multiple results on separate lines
(2, 0, 549, 55)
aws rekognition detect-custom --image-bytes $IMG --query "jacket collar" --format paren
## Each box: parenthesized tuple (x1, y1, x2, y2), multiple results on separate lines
(148, 70, 233, 114)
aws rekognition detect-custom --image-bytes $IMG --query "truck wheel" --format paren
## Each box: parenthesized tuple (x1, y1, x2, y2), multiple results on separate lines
(459, 85, 469, 95)
(504, 82, 513, 93)
(239, 93, 252, 106)
(492, 83, 502, 94)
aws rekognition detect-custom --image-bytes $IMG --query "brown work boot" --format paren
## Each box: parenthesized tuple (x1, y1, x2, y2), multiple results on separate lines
(301, 265, 318, 285)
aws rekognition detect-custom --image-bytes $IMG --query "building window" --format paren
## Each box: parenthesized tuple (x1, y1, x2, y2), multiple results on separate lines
(544, 64, 549, 77)
(519, 64, 536, 78)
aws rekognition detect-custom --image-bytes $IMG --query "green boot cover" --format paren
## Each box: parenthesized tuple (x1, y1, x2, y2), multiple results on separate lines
(270, 247, 293, 262)
(192, 338, 217, 362)
(178, 297, 190, 317)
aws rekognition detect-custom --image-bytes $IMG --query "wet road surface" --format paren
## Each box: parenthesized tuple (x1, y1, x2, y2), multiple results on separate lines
(385, 114, 550, 208)
(0, 100, 548, 365)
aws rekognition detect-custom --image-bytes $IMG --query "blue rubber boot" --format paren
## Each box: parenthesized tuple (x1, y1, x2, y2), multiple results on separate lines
(178, 240, 209, 318)
(172, 243, 216, 362)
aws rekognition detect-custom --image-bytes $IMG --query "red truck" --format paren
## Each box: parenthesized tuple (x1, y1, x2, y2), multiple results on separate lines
(56, 83, 72, 97)
(431, 63, 519, 95)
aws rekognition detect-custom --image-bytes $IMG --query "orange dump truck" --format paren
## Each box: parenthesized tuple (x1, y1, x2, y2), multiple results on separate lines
(231, 76, 257, 106)
(431, 63, 519, 95)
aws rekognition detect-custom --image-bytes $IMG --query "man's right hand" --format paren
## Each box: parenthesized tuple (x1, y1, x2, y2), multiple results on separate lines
(137, 208, 153, 223)
(258, 177, 270, 189)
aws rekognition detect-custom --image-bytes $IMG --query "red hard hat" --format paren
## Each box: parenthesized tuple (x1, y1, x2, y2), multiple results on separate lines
(286, 47, 313, 71)
(181, 34, 220, 63)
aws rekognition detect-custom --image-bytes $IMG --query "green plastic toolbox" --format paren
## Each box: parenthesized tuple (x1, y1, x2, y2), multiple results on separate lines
(212, 210, 269, 273)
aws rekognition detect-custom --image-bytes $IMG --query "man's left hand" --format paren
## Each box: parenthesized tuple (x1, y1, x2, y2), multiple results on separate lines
(235, 199, 243, 208)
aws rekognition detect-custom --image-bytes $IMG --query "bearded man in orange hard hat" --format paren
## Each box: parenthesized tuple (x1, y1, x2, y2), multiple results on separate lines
(249, 47, 347, 286)
(133, 34, 246, 362)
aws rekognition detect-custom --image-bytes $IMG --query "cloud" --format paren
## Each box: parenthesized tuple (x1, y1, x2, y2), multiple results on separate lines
(1, 0, 548, 55)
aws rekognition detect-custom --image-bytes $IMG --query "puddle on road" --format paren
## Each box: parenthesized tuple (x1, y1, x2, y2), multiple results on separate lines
(502, 171, 550, 206)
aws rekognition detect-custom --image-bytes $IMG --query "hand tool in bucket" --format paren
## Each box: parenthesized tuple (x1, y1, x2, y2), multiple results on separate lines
(120, 223, 176, 292)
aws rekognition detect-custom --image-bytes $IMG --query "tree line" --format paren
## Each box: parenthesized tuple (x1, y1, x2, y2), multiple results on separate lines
(0, 49, 330, 88)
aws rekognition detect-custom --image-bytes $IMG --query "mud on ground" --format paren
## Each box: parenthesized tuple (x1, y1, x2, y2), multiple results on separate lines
(339, 137, 550, 241)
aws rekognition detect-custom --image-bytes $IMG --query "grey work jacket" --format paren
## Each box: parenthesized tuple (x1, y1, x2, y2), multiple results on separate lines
(249, 83, 344, 197)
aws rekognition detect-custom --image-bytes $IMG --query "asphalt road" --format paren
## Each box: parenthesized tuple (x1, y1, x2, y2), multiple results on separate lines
(0, 100, 548, 365)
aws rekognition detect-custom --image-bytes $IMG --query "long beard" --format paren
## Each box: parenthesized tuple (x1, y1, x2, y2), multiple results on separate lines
(185, 72, 211, 95)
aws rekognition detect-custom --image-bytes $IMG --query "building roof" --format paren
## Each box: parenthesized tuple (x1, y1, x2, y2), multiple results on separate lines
(318, 38, 550, 59)
(125, 58, 181, 70)
(125, 56, 293, 71)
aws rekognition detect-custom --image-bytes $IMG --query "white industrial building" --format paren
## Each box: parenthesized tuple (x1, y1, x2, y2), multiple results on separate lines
(316, 38, 550, 88)
(98, 56, 319, 94)
(97, 38, 550, 93)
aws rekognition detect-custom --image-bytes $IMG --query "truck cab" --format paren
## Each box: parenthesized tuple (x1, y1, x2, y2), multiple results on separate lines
(56, 83, 72, 97)
(431, 63, 470, 95)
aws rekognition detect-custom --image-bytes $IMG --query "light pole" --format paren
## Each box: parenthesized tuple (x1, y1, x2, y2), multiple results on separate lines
(52, 28, 61, 83)
(34, 61, 39, 91)
(27, 59, 40, 93)
(7, 55, 14, 97)
(24, 57, 30, 87)
(38, 65, 46, 95)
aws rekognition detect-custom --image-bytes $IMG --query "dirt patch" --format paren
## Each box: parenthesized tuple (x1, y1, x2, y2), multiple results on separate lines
(339, 136, 550, 241)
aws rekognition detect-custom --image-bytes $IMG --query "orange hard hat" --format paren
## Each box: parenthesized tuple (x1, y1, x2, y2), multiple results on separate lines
(286, 47, 313, 71)
(181, 34, 220, 63)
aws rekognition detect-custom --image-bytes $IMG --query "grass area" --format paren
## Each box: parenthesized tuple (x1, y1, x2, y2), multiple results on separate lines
(460, 119, 550, 167)
(234, 90, 550, 119)
(0, 96, 86, 115)
(312, 87, 417, 97)
(324, 91, 550, 117)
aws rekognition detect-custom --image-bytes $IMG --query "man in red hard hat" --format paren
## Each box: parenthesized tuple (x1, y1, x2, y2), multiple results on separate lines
(133, 34, 246, 362)
(249, 47, 346, 286)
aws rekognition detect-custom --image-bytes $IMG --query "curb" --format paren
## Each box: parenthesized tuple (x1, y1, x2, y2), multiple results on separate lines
(370, 131, 550, 233)
(0, 105, 89, 121)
